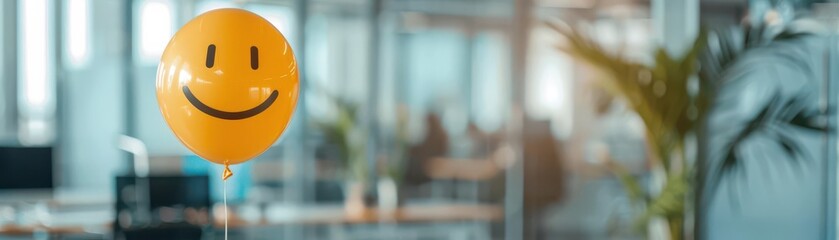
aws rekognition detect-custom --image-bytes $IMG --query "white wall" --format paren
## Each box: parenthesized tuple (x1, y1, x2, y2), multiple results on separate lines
(0, 0, 18, 141)
(0, 0, 6, 140)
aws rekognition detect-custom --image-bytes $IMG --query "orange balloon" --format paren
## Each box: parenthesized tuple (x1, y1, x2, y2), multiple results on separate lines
(156, 9, 299, 164)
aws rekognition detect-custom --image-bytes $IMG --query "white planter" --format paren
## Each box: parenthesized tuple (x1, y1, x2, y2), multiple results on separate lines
(377, 177, 398, 219)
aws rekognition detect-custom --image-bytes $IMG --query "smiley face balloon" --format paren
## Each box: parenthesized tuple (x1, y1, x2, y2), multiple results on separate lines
(156, 9, 299, 165)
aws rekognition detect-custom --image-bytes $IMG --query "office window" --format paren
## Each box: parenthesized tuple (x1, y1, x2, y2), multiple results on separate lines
(401, 30, 469, 119)
(18, 0, 56, 145)
(195, 0, 236, 15)
(245, 4, 295, 45)
(65, 0, 90, 67)
(526, 25, 573, 139)
(305, 13, 368, 105)
(135, 0, 174, 64)
(471, 32, 509, 133)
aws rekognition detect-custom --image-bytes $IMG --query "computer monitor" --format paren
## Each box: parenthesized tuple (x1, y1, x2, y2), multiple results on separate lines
(114, 175, 211, 232)
(0, 146, 53, 190)
(115, 175, 211, 210)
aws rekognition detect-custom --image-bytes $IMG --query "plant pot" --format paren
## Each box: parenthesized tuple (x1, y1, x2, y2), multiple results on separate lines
(648, 217, 670, 240)
(344, 181, 367, 218)
(648, 215, 687, 240)
(376, 177, 399, 219)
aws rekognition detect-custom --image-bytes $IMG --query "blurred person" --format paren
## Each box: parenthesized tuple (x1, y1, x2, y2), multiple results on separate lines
(402, 113, 449, 196)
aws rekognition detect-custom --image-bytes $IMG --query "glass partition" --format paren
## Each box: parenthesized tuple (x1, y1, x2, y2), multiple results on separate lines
(2, 0, 835, 239)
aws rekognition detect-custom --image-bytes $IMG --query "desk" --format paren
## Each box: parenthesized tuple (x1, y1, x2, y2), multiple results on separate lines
(0, 225, 91, 236)
(1, 203, 502, 239)
(219, 203, 503, 227)
(0, 190, 112, 238)
(215, 203, 502, 240)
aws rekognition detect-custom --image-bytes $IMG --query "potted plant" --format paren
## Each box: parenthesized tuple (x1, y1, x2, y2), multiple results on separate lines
(376, 104, 412, 216)
(312, 92, 369, 217)
(552, 11, 822, 239)
(552, 23, 707, 240)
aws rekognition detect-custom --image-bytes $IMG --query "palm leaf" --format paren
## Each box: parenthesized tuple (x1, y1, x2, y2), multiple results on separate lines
(699, 22, 828, 205)
(551, 22, 707, 229)
(551, 22, 706, 168)
(636, 172, 688, 230)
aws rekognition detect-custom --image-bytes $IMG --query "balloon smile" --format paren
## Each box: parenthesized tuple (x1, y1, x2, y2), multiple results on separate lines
(183, 86, 279, 120)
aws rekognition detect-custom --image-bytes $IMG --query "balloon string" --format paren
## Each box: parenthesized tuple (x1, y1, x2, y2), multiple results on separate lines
(224, 178, 228, 240)
(222, 161, 233, 240)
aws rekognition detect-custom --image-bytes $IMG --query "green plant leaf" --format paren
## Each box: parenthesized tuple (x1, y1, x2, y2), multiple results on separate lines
(551, 22, 707, 229)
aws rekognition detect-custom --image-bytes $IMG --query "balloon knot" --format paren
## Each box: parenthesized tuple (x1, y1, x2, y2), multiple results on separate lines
(222, 161, 233, 181)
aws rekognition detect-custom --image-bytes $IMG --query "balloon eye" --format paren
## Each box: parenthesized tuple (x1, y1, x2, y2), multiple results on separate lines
(250, 46, 259, 70)
(206, 44, 216, 68)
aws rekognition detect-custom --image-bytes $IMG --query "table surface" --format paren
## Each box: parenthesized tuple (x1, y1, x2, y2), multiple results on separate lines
(0, 203, 503, 235)
(219, 203, 503, 227)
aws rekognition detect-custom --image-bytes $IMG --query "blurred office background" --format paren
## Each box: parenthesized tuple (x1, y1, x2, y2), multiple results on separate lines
(0, 0, 838, 239)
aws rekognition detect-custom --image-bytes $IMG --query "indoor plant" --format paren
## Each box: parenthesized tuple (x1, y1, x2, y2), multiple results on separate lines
(312, 91, 369, 216)
(552, 23, 707, 240)
(376, 105, 412, 216)
(552, 12, 821, 239)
